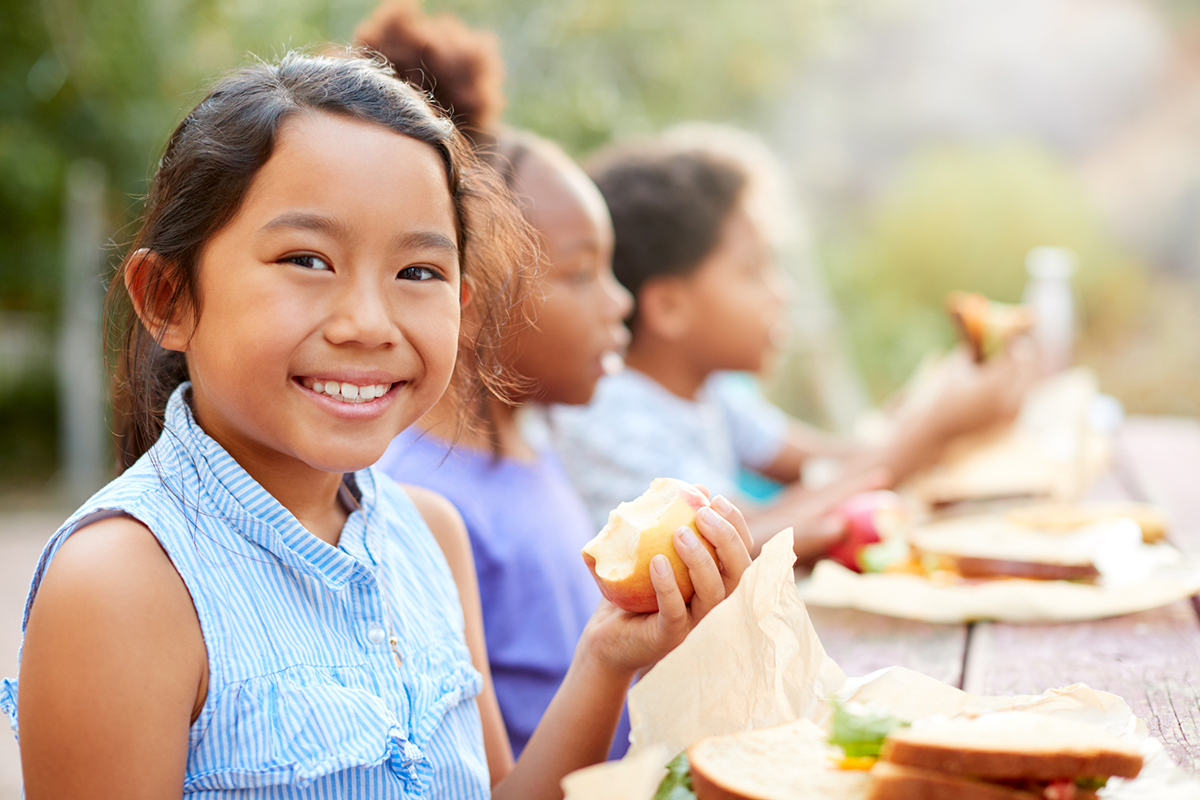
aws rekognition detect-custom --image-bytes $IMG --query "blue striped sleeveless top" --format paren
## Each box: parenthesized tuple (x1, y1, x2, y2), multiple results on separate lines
(0, 385, 489, 798)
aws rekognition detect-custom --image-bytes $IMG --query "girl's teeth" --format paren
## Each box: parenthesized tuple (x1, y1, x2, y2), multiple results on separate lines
(305, 379, 392, 404)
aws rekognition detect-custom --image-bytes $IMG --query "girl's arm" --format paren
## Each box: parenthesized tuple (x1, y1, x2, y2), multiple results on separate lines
(405, 486, 515, 785)
(18, 516, 206, 800)
(416, 483, 754, 800)
(496, 498, 751, 800)
(413, 485, 752, 799)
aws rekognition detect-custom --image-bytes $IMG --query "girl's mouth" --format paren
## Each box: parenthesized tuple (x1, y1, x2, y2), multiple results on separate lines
(297, 377, 395, 404)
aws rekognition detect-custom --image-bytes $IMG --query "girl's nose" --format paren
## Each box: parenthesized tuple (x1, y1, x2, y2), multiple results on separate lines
(324, 278, 399, 348)
(603, 268, 634, 322)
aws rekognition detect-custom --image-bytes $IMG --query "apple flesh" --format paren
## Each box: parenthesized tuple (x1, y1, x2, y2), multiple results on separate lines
(825, 490, 905, 573)
(582, 478, 717, 613)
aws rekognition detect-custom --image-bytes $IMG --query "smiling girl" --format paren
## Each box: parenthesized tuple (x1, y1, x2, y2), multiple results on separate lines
(0, 53, 751, 799)
(355, 2, 648, 761)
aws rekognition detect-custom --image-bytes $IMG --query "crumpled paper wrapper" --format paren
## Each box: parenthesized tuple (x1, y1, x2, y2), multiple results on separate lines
(800, 517, 1200, 623)
(626, 528, 845, 758)
(562, 529, 1200, 800)
(902, 367, 1110, 505)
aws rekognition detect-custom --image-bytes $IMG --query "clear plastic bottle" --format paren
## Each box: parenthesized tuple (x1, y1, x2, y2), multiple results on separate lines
(1022, 246, 1078, 374)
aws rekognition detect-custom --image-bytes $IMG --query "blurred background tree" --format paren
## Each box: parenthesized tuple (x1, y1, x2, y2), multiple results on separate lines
(2, 0, 1199, 504)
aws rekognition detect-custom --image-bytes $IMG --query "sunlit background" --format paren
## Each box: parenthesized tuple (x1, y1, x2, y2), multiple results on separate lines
(4, 0, 1200, 793)
(5, 0, 1200, 511)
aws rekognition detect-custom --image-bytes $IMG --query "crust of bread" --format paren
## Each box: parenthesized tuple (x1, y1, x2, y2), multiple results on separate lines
(867, 762, 1043, 800)
(947, 292, 1033, 363)
(687, 719, 870, 800)
(881, 713, 1144, 781)
(952, 555, 1099, 582)
(1006, 502, 1167, 544)
(948, 292, 989, 363)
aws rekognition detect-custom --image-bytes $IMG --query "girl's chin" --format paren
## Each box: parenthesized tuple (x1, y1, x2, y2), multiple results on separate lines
(301, 443, 390, 476)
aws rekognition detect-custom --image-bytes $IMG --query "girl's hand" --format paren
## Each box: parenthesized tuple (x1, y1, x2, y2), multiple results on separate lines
(580, 495, 752, 676)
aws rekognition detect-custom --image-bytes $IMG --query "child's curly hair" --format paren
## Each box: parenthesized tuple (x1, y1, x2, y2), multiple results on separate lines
(355, 0, 505, 146)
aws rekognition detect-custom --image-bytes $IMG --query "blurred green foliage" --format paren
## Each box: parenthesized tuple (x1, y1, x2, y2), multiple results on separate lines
(0, 0, 1191, 495)
(824, 142, 1147, 399)
(438, 0, 820, 155)
(0, 0, 820, 490)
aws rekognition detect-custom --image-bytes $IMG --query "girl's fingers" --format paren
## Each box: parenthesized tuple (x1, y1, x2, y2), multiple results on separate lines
(674, 524, 725, 620)
(695, 502, 752, 586)
(707, 495, 753, 556)
(648, 554, 689, 642)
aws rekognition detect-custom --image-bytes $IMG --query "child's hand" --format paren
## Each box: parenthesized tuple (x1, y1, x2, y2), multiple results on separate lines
(580, 495, 752, 676)
(914, 341, 1038, 439)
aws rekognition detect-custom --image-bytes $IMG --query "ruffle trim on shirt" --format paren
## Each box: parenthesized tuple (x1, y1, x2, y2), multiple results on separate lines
(0, 678, 17, 738)
(184, 663, 473, 794)
(408, 654, 484, 746)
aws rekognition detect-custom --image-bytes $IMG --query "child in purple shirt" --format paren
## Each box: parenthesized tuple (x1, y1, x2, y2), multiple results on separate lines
(359, 4, 637, 759)
(376, 424, 629, 757)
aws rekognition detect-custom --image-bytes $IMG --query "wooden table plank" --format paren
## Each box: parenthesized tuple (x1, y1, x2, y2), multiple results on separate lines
(807, 606, 967, 687)
(1117, 416, 1200, 556)
(963, 602, 1200, 774)
(965, 418, 1200, 776)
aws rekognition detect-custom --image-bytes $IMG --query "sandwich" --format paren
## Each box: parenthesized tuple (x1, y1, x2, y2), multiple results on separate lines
(655, 707, 1143, 800)
(1005, 502, 1167, 544)
(663, 703, 903, 799)
(860, 516, 1110, 584)
(947, 291, 1035, 363)
(869, 711, 1144, 800)
(684, 718, 871, 800)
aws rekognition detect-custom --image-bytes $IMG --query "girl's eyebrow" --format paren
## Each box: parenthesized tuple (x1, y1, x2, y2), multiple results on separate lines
(261, 211, 347, 237)
(393, 230, 459, 259)
(260, 213, 457, 258)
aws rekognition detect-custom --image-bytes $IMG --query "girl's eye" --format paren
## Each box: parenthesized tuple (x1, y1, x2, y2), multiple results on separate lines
(286, 254, 332, 272)
(557, 265, 597, 286)
(398, 265, 443, 282)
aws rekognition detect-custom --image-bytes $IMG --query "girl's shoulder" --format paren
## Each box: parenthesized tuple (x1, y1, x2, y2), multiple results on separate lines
(367, 468, 468, 561)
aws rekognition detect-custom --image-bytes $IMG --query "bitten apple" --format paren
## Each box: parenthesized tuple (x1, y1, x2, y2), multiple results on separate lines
(581, 478, 718, 613)
(825, 490, 906, 573)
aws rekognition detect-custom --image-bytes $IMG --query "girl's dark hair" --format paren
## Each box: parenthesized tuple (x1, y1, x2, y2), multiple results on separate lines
(108, 51, 533, 471)
(586, 147, 747, 327)
(355, 0, 505, 147)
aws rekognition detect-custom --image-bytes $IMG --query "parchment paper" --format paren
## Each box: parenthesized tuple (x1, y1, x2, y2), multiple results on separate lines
(626, 529, 846, 757)
(562, 529, 1200, 800)
(799, 519, 1200, 623)
(902, 368, 1110, 505)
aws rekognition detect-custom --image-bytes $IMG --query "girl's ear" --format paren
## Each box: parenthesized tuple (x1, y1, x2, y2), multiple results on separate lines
(459, 273, 473, 311)
(124, 249, 194, 352)
(637, 276, 693, 342)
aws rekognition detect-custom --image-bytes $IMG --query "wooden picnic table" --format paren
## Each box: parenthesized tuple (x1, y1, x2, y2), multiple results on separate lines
(807, 416, 1200, 776)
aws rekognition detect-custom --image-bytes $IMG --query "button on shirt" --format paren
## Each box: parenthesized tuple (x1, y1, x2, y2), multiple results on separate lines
(0, 385, 488, 798)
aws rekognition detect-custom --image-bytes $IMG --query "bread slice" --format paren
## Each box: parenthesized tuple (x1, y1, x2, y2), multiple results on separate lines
(867, 761, 1044, 800)
(879, 712, 1143, 782)
(687, 719, 870, 800)
(951, 556, 1099, 582)
(947, 292, 1034, 363)
(1006, 502, 1167, 544)
(911, 518, 1101, 582)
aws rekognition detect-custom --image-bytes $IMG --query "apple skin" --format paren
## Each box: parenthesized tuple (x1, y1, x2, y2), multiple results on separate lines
(825, 490, 903, 573)
(582, 478, 718, 613)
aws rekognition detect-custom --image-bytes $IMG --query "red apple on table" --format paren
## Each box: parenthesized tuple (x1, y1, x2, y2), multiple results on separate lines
(825, 490, 904, 573)
(581, 478, 717, 613)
